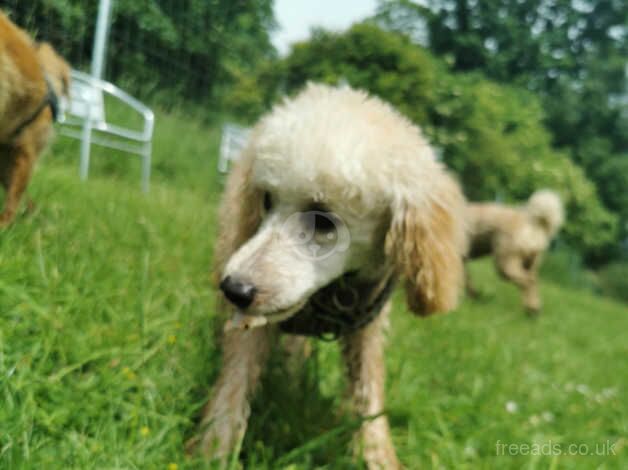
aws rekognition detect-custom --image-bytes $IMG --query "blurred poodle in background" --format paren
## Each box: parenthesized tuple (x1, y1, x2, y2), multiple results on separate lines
(465, 189, 564, 313)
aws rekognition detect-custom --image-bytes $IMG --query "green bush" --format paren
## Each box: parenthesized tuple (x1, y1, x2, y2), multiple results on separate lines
(241, 23, 617, 261)
(540, 244, 596, 293)
(597, 262, 628, 304)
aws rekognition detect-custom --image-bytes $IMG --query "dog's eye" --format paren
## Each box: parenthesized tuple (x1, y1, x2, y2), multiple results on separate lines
(314, 212, 336, 233)
(263, 192, 273, 211)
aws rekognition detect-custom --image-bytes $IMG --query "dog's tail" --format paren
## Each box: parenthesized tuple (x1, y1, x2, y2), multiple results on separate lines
(525, 189, 564, 237)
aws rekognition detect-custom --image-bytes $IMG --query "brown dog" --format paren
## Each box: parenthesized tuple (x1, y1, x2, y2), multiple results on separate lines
(0, 12, 70, 227)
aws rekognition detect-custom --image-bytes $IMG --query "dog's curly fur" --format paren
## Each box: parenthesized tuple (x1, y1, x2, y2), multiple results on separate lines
(193, 83, 467, 468)
(0, 12, 70, 227)
(465, 189, 564, 312)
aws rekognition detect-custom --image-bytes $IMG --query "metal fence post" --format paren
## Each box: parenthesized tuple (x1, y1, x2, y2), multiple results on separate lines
(80, 0, 113, 180)
(79, 104, 92, 181)
(91, 0, 113, 80)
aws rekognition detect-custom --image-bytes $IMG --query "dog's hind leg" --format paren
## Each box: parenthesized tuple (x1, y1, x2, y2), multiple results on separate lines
(0, 145, 34, 227)
(342, 301, 401, 470)
(192, 326, 274, 461)
(465, 263, 481, 299)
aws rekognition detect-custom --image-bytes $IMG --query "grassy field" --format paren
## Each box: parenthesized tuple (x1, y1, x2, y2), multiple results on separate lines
(1, 112, 626, 469)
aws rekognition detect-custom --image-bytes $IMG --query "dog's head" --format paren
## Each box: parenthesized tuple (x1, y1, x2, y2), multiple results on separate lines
(37, 42, 71, 99)
(216, 84, 465, 326)
(526, 189, 564, 238)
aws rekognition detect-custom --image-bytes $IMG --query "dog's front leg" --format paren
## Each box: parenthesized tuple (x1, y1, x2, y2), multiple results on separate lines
(342, 302, 401, 470)
(0, 146, 34, 227)
(195, 325, 274, 461)
(497, 253, 540, 312)
(522, 254, 542, 313)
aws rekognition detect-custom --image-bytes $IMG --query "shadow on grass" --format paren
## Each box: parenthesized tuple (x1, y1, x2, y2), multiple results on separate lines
(243, 345, 362, 468)
(183, 333, 366, 468)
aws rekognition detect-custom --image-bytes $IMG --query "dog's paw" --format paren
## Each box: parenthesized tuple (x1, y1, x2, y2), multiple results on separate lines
(187, 416, 246, 463)
(0, 212, 14, 229)
(524, 294, 542, 315)
(184, 435, 200, 456)
(355, 422, 403, 470)
(525, 304, 542, 316)
(26, 199, 37, 214)
(363, 447, 403, 470)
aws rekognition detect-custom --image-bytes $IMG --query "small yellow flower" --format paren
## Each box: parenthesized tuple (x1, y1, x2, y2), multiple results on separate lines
(167, 334, 177, 345)
(167, 464, 178, 470)
(122, 367, 136, 380)
(140, 426, 150, 437)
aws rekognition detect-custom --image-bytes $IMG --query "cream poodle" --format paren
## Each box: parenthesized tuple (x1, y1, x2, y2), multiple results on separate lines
(191, 83, 467, 468)
(465, 190, 564, 312)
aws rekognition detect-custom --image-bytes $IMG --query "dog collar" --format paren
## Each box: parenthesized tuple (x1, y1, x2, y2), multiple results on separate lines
(45, 75, 60, 122)
(279, 272, 396, 340)
(5, 74, 59, 143)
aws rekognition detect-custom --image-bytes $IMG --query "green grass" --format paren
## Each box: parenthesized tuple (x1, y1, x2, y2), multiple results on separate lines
(1, 110, 626, 469)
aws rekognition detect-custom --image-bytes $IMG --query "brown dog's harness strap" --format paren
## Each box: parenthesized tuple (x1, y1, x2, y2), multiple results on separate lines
(5, 75, 59, 143)
(279, 272, 396, 340)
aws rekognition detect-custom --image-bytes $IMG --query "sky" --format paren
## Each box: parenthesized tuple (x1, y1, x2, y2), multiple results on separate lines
(272, 0, 378, 55)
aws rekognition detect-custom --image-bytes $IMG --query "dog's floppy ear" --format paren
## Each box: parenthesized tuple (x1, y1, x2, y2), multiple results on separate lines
(213, 148, 263, 284)
(385, 173, 466, 315)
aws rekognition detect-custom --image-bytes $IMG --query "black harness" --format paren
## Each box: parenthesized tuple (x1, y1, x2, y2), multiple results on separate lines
(279, 272, 396, 340)
(5, 76, 59, 143)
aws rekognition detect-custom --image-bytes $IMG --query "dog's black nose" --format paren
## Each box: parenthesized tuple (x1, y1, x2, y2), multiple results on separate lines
(220, 276, 256, 310)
